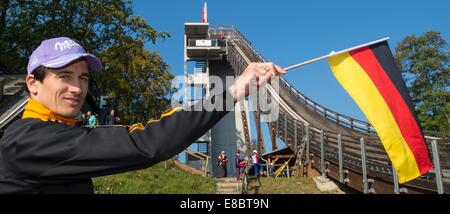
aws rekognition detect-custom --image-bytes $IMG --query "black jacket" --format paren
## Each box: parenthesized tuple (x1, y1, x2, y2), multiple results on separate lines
(0, 91, 234, 193)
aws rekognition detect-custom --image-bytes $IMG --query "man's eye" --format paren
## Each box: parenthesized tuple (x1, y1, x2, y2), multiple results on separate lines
(80, 76, 89, 81)
(60, 75, 71, 80)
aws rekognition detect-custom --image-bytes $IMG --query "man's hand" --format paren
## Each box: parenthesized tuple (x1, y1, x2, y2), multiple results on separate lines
(228, 62, 286, 101)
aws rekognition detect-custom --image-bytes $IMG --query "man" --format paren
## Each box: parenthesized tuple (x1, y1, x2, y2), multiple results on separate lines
(217, 151, 228, 177)
(235, 152, 245, 181)
(105, 109, 118, 125)
(0, 37, 285, 193)
(252, 150, 261, 177)
(81, 112, 87, 125)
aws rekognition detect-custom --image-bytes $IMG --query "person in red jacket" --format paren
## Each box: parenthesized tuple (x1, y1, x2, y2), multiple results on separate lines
(252, 150, 262, 177)
(218, 151, 228, 177)
(236, 152, 247, 180)
(0, 37, 286, 193)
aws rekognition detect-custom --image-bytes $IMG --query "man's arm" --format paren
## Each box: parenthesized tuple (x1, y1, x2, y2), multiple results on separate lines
(1, 90, 235, 179)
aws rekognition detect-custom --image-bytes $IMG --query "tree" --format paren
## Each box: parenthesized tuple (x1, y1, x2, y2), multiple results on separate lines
(395, 31, 450, 134)
(95, 41, 174, 122)
(0, 0, 174, 123)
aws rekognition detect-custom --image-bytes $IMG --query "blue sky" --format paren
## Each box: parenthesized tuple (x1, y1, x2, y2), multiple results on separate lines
(132, 0, 449, 151)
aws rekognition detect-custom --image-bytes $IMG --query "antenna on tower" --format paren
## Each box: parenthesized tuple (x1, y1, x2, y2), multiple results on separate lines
(202, 1, 208, 23)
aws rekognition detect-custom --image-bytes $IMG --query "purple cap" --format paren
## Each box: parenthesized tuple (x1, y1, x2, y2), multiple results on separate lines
(27, 37, 102, 74)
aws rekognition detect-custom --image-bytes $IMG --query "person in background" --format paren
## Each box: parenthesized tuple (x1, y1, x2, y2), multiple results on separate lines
(86, 111, 96, 126)
(218, 151, 228, 177)
(105, 109, 118, 125)
(236, 152, 244, 180)
(81, 112, 87, 125)
(252, 150, 261, 177)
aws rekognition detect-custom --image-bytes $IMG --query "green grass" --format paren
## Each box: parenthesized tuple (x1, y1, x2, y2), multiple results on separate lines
(93, 162, 344, 194)
(93, 161, 217, 194)
(246, 177, 342, 194)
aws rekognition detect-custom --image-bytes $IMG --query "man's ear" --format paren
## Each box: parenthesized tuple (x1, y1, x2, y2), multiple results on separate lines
(26, 74, 39, 96)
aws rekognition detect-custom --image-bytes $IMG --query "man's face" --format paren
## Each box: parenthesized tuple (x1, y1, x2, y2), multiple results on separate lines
(29, 60, 89, 118)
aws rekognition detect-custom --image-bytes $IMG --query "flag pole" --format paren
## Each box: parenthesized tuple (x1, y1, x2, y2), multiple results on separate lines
(283, 37, 390, 71)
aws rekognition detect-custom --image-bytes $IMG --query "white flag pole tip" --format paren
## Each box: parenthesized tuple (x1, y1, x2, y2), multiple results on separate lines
(283, 37, 390, 71)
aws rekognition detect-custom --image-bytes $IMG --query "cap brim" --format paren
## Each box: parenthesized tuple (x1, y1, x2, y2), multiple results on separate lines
(42, 53, 102, 71)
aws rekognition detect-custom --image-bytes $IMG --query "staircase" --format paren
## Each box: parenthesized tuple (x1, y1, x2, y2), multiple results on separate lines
(194, 87, 205, 100)
(193, 61, 206, 101)
(197, 142, 209, 155)
(194, 61, 206, 74)
(216, 177, 242, 194)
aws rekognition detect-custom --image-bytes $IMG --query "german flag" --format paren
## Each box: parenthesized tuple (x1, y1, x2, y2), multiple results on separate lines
(328, 41, 432, 183)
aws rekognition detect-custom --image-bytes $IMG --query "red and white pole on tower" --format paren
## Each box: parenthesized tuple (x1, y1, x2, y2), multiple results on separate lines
(202, 1, 208, 23)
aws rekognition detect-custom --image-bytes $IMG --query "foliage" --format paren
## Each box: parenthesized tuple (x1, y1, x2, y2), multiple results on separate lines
(95, 41, 174, 122)
(0, 0, 174, 123)
(395, 31, 450, 134)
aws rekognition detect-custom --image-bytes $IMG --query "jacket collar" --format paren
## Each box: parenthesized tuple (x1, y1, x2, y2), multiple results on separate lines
(22, 98, 80, 126)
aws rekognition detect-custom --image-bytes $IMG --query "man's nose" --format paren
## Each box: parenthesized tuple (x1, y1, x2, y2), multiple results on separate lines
(69, 80, 83, 95)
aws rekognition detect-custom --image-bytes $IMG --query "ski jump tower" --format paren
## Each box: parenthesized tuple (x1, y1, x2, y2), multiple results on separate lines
(183, 22, 251, 177)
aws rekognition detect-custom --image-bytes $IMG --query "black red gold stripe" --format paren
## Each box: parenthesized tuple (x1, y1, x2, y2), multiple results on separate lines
(328, 41, 432, 183)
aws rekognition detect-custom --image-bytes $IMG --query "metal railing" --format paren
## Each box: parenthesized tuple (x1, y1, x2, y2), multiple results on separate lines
(184, 148, 211, 176)
(278, 76, 376, 134)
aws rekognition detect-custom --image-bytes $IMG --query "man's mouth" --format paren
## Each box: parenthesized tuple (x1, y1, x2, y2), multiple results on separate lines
(65, 97, 82, 106)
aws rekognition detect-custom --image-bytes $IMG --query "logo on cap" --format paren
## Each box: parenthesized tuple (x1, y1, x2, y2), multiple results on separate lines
(54, 39, 81, 51)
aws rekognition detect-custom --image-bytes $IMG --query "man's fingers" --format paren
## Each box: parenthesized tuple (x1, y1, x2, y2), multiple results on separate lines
(274, 64, 287, 74)
(247, 62, 286, 85)
(259, 62, 286, 77)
